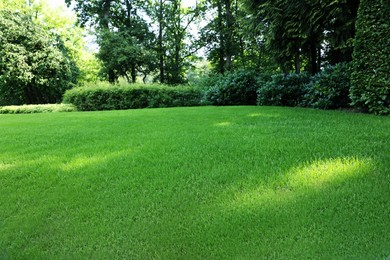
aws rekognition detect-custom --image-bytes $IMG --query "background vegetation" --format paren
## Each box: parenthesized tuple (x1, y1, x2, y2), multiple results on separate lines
(0, 0, 388, 114)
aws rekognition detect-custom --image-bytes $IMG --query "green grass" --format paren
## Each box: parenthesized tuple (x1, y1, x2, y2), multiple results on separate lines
(0, 106, 389, 258)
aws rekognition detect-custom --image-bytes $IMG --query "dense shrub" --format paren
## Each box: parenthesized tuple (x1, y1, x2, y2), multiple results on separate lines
(204, 70, 262, 105)
(62, 84, 203, 111)
(350, 0, 390, 115)
(0, 104, 76, 114)
(257, 73, 311, 106)
(302, 63, 351, 109)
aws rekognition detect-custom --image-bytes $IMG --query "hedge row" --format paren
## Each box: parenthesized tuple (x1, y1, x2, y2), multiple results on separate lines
(204, 65, 352, 110)
(62, 84, 203, 111)
(0, 104, 77, 114)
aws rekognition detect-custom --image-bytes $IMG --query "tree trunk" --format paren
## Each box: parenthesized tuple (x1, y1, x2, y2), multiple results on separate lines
(309, 33, 318, 75)
(158, 0, 165, 83)
(131, 64, 137, 83)
(225, 0, 233, 71)
(172, 0, 181, 84)
(294, 46, 301, 74)
(317, 45, 321, 72)
(217, 1, 225, 74)
(101, 0, 111, 28)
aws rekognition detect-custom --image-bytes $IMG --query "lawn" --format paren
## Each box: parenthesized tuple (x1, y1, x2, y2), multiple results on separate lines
(0, 106, 389, 258)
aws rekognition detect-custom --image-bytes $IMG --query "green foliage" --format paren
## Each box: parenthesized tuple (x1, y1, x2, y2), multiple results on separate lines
(0, 0, 93, 85)
(97, 29, 156, 83)
(204, 70, 264, 105)
(246, 0, 359, 74)
(302, 63, 352, 109)
(0, 10, 78, 105)
(0, 104, 76, 114)
(350, 0, 390, 115)
(257, 73, 311, 106)
(77, 52, 102, 84)
(63, 83, 203, 111)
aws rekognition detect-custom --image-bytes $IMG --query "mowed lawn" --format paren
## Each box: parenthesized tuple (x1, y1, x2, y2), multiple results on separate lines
(0, 106, 389, 258)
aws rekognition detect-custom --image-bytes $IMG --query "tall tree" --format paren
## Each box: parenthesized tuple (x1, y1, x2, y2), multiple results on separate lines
(200, 0, 239, 74)
(149, 0, 204, 84)
(0, 10, 78, 105)
(66, 0, 156, 83)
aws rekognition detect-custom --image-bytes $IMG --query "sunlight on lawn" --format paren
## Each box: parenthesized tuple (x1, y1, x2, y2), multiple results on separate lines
(214, 121, 232, 127)
(0, 163, 13, 172)
(229, 157, 373, 208)
(247, 113, 279, 118)
(287, 157, 372, 189)
(61, 150, 133, 172)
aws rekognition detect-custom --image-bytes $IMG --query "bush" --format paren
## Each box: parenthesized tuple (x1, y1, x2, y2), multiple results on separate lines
(302, 63, 352, 109)
(350, 0, 390, 115)
(62, 83, 203, 111)
(257, 73, 311, 106)
(0, 104, 77, 114)
(204, 70, 263, 105)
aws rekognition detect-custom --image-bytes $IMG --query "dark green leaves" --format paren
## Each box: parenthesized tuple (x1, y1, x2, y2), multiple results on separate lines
(0, 11, 78, 105)
(350, 0, 390, 115)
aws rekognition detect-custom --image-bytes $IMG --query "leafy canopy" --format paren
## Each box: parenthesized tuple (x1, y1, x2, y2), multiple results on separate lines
(0, 10, 78, 105)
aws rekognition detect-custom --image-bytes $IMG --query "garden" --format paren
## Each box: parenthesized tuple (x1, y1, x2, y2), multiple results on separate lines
(0, 0, 389, 258)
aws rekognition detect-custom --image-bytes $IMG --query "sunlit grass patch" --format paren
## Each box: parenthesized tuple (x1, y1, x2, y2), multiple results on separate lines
(288, 157, 373, 189)
(228, 157, 373, 208)
(0, 163, 13, 172)
(214, 121, 232, 127)
(247, 112, 279, 118)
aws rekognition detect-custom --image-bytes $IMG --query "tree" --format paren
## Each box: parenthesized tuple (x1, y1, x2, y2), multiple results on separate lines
(162, 0, 204, 84)
(97, 29, 156, 83)
(1, 0, 99, 85)
(147, 0, 205, 84)
(245, 0, 359, 74)
(67, 0, 157, 83)
(350, 0, 390, 114)
(0, 10, 78, 105)
(200, 0, 238, 74)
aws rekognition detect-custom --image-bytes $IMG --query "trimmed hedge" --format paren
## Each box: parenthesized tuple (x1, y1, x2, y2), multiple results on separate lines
(62, 84, 203, 111)
(0, 104, 77, 114)
(350, 0, 390, 115)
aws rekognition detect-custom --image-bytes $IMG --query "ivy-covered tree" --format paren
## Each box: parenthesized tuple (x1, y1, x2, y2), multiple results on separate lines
(350, 0, 390, 114)
(0, 10, 78, 105)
